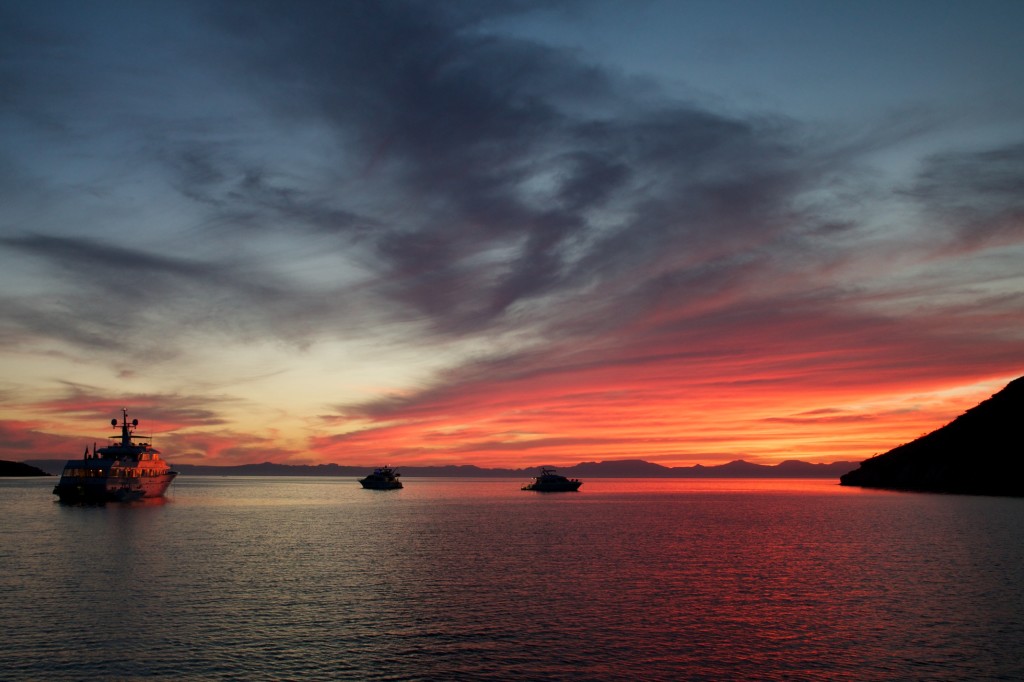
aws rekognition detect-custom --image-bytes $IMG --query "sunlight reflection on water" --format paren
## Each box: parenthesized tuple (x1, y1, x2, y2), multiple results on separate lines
(2, 477, 1022, 680)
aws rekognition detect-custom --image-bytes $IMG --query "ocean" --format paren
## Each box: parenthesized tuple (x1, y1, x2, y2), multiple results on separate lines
(2, 476, 1022, 681)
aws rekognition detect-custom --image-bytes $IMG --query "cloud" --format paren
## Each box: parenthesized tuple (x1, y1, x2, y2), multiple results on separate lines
(0, 231, 391, 358)
(181, 1, 817, 340)
(25, 382, 233, 426)
(0, 419, 74, 458)
(908, 142, 1024, 249)
(0, 383, 310, 463)
(2, 1, 1022, 466)
(0, 0, 842, 356)
(0, 233, 272, 352)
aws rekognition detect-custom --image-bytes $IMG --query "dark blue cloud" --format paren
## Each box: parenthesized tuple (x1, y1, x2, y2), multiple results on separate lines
(1, 0, 1021, 369)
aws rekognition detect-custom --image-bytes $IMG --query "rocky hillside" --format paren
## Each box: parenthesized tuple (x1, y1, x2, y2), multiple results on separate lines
(840, 377, 1024, 496)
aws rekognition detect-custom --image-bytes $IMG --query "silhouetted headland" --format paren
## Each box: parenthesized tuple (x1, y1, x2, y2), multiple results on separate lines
(841, 376, 1024, 496)
(0, 460, 51, 477)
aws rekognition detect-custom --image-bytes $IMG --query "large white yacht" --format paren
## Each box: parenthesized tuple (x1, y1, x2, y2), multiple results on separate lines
(53, 409, 178, 502)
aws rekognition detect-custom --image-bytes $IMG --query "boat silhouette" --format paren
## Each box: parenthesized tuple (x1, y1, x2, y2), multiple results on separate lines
(53, 409, 178, 502)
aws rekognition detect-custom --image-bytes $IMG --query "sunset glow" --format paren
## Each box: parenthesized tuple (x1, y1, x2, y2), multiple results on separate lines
(1, 1, 1022, 468)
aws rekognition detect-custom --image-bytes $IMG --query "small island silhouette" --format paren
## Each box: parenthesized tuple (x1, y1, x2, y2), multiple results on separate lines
(841, 376, 1024, 496)
(0, 460, 51, 477)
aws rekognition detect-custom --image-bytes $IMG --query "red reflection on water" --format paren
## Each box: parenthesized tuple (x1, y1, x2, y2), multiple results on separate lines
(578, 477, 852, 495)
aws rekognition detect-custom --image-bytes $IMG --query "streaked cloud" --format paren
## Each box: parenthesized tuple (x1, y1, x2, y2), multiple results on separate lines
(1, 0, 1022, 466)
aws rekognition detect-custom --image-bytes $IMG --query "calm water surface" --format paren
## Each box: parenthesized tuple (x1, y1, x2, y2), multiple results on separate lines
(2, 476, 1022, 680)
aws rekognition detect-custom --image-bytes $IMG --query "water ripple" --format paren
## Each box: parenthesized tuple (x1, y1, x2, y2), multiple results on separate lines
(2, 478, 1022, 680)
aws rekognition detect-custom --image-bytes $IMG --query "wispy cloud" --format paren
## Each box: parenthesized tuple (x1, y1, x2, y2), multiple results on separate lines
(1, 1, 1022, 465)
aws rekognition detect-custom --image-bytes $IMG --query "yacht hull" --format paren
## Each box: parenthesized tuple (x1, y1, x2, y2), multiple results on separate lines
(359, 478, 403, 490)
(53, 472, 177, 503)
(521, 481, 582, 492)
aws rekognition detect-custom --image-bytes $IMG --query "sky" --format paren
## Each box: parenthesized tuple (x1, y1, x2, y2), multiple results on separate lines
(1, 0, 1022, 468)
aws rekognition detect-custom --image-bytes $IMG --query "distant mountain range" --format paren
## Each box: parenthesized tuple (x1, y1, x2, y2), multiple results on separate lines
(841, 376, 1024, 496)
(15, 375, 1023, 494)
(22, 457, 856, 478)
